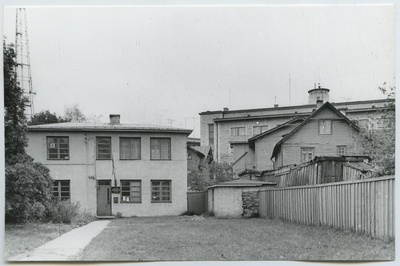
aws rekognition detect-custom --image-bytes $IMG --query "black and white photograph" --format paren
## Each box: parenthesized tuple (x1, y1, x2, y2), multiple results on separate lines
(1, 1, 396, 263)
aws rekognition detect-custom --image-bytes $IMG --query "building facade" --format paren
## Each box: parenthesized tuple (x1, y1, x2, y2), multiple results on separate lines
(271, 102, 362, 168)
(200, 87, 392, 166)
(26, 115, 192, 217)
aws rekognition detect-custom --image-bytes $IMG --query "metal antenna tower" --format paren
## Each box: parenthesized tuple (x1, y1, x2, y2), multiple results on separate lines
(15, 8, 35, 118)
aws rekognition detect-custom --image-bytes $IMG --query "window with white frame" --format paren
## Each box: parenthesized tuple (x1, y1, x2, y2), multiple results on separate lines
(96, 137, 112, 159)
(120, 138, 141, 160)
(337, 146, 347, 156)
(151, 180, 171, 202)
(230, 127, 245, 136)
(47, 137, 69, 160)
(52, 180, 70, 201)
(150, 138, 171, 160)
(253, 125, 269, 135)
(121, 180, 141, 203)
(318, 120, 332, 134)
(301, 147, 314, 162)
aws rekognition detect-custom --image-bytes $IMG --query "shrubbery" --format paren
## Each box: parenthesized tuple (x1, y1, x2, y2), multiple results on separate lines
(47, 201, 81, 224)
(188, 162, 235, 191)
(5, 155, 53, 223)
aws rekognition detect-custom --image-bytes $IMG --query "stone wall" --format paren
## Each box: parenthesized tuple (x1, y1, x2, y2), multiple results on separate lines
(242, 189, 260, 218)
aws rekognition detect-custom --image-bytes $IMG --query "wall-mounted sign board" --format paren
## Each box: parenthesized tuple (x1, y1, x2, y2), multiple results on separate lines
(111, 187, 121, 194)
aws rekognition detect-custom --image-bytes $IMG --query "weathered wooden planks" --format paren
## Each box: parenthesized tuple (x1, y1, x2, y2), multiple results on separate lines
(259, 176, 395, 240)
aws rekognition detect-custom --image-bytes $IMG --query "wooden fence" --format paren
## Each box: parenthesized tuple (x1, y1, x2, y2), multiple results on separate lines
(187, 191, 208, 215)
(263, 157, 372, 188)
(259, 176, 395, 240)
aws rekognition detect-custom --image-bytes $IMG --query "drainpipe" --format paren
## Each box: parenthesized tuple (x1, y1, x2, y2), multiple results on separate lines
(215, 122, 219, 162)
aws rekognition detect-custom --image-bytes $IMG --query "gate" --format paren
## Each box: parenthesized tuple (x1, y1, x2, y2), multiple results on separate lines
(187, 191, 208, 215)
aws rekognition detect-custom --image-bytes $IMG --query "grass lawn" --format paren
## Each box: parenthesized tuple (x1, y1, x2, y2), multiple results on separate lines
(4, 223, 78, 260)
(80, 216, 394, 261)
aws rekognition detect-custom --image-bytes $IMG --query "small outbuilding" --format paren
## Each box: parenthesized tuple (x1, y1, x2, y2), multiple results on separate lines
(207, 180, 276, 218)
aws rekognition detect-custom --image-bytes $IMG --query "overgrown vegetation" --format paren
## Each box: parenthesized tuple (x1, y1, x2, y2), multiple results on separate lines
(47, 201, 81, 224)
(188, 161, 234, 191)
(4, 40, 96, 225)
(359, 85, 395, 176)
(4, 41, 54, 223)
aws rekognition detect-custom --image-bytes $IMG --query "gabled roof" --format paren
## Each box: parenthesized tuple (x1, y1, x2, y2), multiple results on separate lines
(188, 146, 212, 158)
(271, 102, 360, 160)
(248, 117, 305, 144)
(27, 122, 193, 134)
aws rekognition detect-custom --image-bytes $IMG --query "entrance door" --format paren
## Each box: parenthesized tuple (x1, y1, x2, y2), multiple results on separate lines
(97, 180, 111, 216)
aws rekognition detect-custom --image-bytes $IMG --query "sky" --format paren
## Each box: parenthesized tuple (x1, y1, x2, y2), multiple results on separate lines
(2, 4, 395, 138)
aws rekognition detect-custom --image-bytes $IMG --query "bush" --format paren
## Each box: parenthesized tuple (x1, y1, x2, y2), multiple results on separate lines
(48, 200, 81, 224)
(5, 155, 53, 223)
(72, 209, 97, 226)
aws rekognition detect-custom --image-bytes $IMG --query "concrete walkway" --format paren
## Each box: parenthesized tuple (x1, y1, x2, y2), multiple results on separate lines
(9, 220, 111, 261)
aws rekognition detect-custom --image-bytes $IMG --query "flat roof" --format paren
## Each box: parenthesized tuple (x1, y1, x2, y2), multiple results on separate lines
(207, 179, 277, 189)
(27, 122, 193, 134)
(199, 98, 391, 116)
(308, 88, 330, 93)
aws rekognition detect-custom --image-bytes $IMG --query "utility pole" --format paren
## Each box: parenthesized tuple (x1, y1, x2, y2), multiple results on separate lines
(15, 8, 35, 118)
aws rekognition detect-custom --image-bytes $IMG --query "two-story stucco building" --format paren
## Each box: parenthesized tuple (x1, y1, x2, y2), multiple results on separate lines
(26, 115, 192, 217)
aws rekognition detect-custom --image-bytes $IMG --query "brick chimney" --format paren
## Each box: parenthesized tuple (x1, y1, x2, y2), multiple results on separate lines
(110, 114, 120, 124)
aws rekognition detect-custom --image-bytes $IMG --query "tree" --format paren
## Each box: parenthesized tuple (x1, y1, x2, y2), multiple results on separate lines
(4, 41, 53, 223)
(359, 84, 395, 176)
(209, 161, 235, 183)
(28, 109, 71, 125)
(64, 104, 86, 122)
(188, 169, 208, 191)
(188, 162, 235, 191)
(4, 41, 27, 165)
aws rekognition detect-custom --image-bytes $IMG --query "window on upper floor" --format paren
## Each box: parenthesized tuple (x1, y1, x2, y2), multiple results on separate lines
(253, 125, 269, 135)
(150, 138, 171, 160)
(337, 146, 347, 157)
(208, 124, 214, 146)
(151, 180, 171, 202)
(120, 138, 141, 160)
(230, 127, 245, 136)
(120, 180, 141, 203)
(47, 137, 69, 160)
(52, 180, 70, 201)
(96, 137, 112, 160)
(318, 120, 332, 134)
(301, 147, 314, 162)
